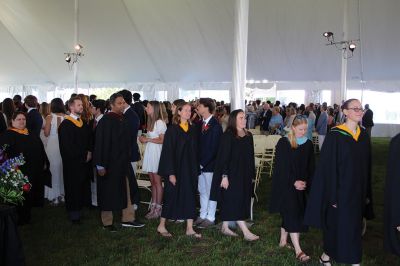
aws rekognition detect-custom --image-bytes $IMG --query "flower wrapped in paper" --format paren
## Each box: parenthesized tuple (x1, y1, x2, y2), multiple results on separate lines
(0, 145, 30, 205)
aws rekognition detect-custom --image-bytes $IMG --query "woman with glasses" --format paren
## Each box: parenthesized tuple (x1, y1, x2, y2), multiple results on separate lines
(304, 99, 374, 266)
(269, 115, 314, 263)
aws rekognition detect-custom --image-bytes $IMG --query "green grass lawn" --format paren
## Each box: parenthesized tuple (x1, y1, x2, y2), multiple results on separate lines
(20, 138, 399, 265)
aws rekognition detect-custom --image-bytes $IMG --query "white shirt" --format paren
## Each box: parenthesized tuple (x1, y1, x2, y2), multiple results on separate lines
(123, 106, 130, 114)
(203, 114, 212, 125)
(69, 113, 79, 120)
(27, 107, 36, 113)
(95, 114, 104, 122)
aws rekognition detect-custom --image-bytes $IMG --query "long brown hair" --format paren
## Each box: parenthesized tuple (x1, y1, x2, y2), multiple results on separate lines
(77, 94, 93, 123)
(226, 109, 248, 138)
(146, 101, 163, 131)
(172, 102, 190, 125)
(40, 102, 50, 118)
(287, 115, 308, 149)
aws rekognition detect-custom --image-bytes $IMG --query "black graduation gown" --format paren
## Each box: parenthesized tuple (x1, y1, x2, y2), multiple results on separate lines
(210, 131, 255, 221)
(158, 124, 199, 220)
(58, 119, 90, 212)
(82, 119, 94, 206)
(94, 112, 134, 211)
(384, 133, 400, 256)
(0, 130, 48, 223)
(304, 127, 372, 264)
(0, 112, 7, 134)
(269, 137, 314, 232)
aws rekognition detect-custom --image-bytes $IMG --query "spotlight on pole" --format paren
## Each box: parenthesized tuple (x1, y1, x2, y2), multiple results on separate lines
(65, 54, 71, 63)
(323, 31, 333, 38)
(349, 43, 356, 52)
(74, 44, 83, 51)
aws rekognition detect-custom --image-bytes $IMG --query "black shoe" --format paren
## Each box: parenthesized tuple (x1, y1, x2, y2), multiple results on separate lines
(103, 225, 117, 232)
(121, 220, 145, 228)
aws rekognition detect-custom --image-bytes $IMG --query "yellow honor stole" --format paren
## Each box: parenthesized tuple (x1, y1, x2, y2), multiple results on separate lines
(180, 122, 189, 132)
(65, 115, 83, 128)
(9, 128, 29, 135)
(335, 124, 361, 141)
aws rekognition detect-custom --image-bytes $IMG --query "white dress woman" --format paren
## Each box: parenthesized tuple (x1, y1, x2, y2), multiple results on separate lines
(142, 119, 167, 173)
(44, 113, 65, 204)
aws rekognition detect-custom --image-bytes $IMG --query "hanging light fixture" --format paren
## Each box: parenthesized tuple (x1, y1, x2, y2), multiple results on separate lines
(349, 43, 356, 52)
(74, 44, 83, 51)
(322, 31, 359, 59)
(64, 44, 84, 69)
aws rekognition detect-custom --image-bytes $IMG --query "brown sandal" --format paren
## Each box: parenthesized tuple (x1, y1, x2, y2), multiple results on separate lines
(296, 252, 310, 263)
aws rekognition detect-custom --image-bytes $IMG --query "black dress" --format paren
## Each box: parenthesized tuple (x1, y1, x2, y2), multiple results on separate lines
(210, 131, 255, 221)
(0, 129, 48, 223)
(269, 137, 314, 232)
(304, 126, 373, 264)
(384, 133, 400, 256)
(94, 112, 134, 211)
(158, 124, 199, 220)
(58, 118, 91, 214)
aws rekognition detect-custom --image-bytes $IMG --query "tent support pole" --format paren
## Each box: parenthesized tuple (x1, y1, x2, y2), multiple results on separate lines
(74, 0, 79, 93)
(231, 0, 249, 111)
(340, 0, 349, 105)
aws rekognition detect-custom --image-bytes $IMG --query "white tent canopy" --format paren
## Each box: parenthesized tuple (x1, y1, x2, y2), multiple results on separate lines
(1, 0, 400, 89)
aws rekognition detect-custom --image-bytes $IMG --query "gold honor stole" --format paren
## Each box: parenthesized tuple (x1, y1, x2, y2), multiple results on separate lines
(9, 128, 29, 135)
(332, 124, 361, 141)
(65, 115, 83, 128)
(180, 122, 189, 132)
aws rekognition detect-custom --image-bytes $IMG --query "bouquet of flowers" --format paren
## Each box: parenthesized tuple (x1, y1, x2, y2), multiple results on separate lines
(0, 146, 30, 205)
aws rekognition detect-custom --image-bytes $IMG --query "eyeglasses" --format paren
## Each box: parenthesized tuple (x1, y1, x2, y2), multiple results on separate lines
(347, 107, 364, 113)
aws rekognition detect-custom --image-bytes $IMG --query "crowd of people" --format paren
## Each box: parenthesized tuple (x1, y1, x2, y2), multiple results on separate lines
(0, 91, 399, 266)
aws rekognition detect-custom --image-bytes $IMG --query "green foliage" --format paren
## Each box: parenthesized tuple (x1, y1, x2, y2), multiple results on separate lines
(20, 138, 398, 265)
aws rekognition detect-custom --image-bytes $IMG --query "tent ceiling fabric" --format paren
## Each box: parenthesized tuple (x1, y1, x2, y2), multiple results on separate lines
(0, 0, 399, 88)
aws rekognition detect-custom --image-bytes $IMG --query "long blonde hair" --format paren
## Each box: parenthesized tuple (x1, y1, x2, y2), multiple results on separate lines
(147, 101, 163, 131)
(287, 115, 308, 149)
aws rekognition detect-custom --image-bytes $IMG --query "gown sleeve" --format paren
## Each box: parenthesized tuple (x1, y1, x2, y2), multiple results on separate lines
(158, 126, 177, 177)
(364, 134, 375, 220)
(0, 131, 15, 151)
(248, 133, 256, 180)
(305, 140, 315, 192)
(93, 117, 112, 170)
(269, 138, 290, 213)
(304, 132, 338, 227)
(384, 134, 400, 255)
(210, 131, 233, 202)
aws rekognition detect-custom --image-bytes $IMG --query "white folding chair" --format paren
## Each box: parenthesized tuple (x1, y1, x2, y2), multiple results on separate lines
(312, 132, 320, 153)
(263, 135, 281, 177)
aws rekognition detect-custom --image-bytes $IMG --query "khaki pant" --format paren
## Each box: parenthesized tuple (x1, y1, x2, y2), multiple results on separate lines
(101, 177, 135, 226)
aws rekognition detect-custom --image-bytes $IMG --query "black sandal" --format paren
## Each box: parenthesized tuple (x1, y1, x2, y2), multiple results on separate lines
(319, 256, 332, 266)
